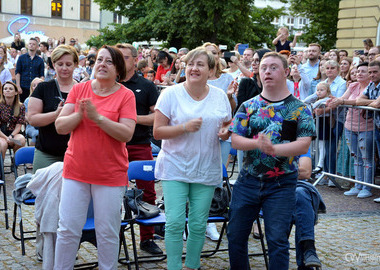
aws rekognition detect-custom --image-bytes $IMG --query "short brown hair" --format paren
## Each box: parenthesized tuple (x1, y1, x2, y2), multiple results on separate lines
(51, 45, 79, 65)
(308, 43, 322, 51)
(137, 59, 148, 70)
(261, 51, 288, 69)
(369, 60, 380, 69)
(115, 43, 138, 58)
(98, 45, 127, 81)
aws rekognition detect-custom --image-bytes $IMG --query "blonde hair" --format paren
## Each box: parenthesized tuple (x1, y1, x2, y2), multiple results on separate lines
(202, 42, 224, 77)
(0, 81, 22, 117)
(51, 45, 79, 65)
(261, 51, 288, 69)
(183, 47, 216, 70)
(277, 27, 289, 36)
(316, 82, 331, 100)
(29, 78, 44, 97)
(324, 60, 340, 72)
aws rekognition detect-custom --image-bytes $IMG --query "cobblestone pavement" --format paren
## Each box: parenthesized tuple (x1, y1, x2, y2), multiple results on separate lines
(1, 159, 380, 269)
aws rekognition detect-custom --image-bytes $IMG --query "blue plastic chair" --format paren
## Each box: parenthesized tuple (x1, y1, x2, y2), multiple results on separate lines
(123, 160, 166, 266)
(11, 146, 36, 255)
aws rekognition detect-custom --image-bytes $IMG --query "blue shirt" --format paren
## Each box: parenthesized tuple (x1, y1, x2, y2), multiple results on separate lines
(15, 54, 44, 89)
(302, 60, 320, 84)
(324, 76, 346, 97)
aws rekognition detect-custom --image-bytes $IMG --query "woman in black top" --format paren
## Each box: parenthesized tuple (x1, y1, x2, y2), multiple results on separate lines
(28, 45, 78, 173)
(236, 49, 271, 110)
(11, 33, 25, 51)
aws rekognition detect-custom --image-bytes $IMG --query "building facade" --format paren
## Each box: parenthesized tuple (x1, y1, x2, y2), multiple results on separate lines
(337, 0, 380, 54)
(0, 0, 100, 45)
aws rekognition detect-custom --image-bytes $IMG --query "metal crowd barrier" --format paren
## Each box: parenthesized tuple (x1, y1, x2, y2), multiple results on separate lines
(310, 104, 380, 190)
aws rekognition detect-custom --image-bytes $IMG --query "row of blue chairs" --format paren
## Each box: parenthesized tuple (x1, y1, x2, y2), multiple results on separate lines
(3, 147, 267, 269)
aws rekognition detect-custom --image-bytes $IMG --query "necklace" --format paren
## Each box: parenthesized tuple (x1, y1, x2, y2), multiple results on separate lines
(184, 83, 209, 100)
(94, 81, 118, 95)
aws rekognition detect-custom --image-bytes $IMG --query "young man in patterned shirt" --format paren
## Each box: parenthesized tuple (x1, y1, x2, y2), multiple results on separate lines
(227, 52, 315, 270)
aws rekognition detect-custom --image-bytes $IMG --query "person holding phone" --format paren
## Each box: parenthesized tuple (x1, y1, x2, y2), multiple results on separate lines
(28, 45, 78, 173)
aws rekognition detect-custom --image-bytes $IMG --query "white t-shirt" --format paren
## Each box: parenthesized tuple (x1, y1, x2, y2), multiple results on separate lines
(155, 83, 231, 186)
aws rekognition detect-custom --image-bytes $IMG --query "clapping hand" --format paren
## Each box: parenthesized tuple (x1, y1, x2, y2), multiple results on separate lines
(257, 133, 275, 156)
(80, 98, 99, 122)
(185, 117, 203, 132)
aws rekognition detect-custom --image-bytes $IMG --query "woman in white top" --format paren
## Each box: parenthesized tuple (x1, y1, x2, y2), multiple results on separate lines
(153, 47, 231, 270)
(0, 47, 12, 84)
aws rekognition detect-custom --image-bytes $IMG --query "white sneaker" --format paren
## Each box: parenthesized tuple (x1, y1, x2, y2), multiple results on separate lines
(328, 180, 336, 187)
(374, 197, 380, 203)
(317, 177, 328, 186)
(344, 187, 360, 196)
(205, 223, 220, 241)
(357, 189, 372, 199)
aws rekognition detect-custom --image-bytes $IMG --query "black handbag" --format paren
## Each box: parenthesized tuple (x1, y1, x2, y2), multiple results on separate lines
(125, 188, 160, 219)
(209, 186, 230, 219)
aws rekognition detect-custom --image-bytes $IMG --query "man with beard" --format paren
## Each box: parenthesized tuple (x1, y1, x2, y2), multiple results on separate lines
(302, 43, 321, 94)
(242, 48, 255, 70)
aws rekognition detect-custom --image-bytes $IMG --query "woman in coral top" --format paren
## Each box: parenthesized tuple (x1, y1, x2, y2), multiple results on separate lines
(54, 45, 136, 269)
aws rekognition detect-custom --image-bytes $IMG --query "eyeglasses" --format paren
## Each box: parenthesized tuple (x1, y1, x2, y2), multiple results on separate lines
(70, 40, 75, 43)
(368, 53, 376, 56)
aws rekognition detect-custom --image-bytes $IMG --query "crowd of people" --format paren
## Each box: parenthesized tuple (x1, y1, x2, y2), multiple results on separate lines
(1, 30, 380, 270)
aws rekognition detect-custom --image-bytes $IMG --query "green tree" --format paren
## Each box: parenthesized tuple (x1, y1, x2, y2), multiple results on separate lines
(287, 0, 340, 51)
(90, 0, 284, 50)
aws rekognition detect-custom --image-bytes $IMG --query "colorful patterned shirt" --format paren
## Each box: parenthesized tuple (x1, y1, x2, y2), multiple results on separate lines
(229, 94, 315, 179)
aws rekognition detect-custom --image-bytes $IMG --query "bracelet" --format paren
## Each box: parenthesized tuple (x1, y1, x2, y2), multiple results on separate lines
(183, 123, 187, 133)
(10, 134, 14, 138)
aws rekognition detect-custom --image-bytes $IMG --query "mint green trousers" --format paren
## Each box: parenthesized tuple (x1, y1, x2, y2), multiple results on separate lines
(162, 180, 215, 270)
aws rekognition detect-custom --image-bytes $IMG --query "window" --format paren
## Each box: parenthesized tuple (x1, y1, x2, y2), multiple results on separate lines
(21, 0, 32, 15)
(80, 0, 91, 21)
(287, 17, 294, 26)
(272, 17, 279, 24)
(113, 13, 123, 24)
(299, 18, 307, 26)
(51, 0, 62, 18)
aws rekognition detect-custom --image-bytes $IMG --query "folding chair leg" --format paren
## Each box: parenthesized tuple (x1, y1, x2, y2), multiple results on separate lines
(12, 203, 36, 255)
(229, 155, 237, 179)
(256, 218, 269, 270)
(119, 223, 139, 270)
(12, 204, 26, 255)
(201, 221, 228, 258)
(0, 182, 8, 229)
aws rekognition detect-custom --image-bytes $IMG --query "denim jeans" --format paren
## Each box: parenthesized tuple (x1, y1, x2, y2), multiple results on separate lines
(324, 121, 344, 173)
(345, 129, 375, 191)
(227, 170, 297, 270)
(294, 186, 316, 268)
(375, 129, 380, 160)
